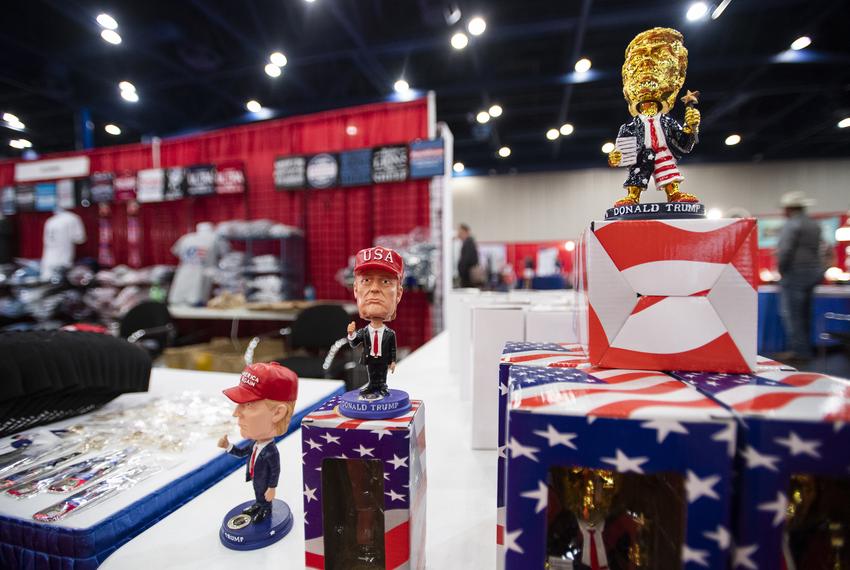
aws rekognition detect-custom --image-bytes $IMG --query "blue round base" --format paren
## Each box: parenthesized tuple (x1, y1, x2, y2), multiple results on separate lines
(338, 388, 411, 419)
(219, 499, 293, 551)
(604, 202, 705, 220)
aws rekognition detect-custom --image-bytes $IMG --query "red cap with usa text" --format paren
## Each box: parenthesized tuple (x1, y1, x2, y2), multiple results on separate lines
(354, 246, 404, 279)
(223, 362, 299, 404)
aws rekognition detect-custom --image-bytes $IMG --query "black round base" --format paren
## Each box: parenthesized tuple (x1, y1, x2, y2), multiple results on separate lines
(604, 202, 705, 220)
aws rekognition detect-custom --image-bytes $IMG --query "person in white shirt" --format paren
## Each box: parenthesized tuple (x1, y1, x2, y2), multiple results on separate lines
(41, 207, 86, 281)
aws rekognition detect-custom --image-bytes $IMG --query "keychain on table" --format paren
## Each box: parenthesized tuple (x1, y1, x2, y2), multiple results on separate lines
(47, 448, 135, 494)
(0, 448, 86, 490)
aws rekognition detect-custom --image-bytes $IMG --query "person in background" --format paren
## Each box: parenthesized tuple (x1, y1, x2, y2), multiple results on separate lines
(457, 223, 480, 288)
(776, 191, 825, 364)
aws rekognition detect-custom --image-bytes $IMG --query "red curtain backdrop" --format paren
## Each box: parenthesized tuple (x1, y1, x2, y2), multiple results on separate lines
(0, 99, 432, 349)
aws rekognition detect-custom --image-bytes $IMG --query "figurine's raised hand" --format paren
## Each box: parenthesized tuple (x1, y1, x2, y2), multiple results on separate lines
(685, 107, 701, 131)
(608, 148, 622, 167)
(347, 321, 356, 335)
(217, 434, 229, 449)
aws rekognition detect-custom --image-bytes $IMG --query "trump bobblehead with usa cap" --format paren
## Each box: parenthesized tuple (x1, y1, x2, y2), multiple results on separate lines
(218, 362, 299, 524)
(347, 246, 404, 399)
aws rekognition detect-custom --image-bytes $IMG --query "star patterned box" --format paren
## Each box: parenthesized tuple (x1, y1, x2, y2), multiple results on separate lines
(670, 369, 850, 570)
(580, 217, 758, 373)
(504, 364, 737, 570)
(301, 396, 426, 570)
(496, 342, 590, 564)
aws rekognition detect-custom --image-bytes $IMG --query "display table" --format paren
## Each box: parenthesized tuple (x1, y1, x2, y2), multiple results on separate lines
(169, 303, 357, 321)
(101, 332, 496, 569)
(0, 369, 344, 569)
(758, 284, 850, 353)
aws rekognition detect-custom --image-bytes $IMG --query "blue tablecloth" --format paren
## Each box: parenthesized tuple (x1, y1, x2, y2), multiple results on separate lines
(758, 286, 850, 353)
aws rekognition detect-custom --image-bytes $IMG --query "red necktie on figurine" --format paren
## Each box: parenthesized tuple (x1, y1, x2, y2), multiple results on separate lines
(588, 529, 600, 570)
(373, 330, 379, 356)
(249, 445, 257, 478)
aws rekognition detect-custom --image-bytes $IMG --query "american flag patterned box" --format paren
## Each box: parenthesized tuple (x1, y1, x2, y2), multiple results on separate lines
(671, 369, 850, 570)
(504, 364, 737, 570)
(583, 218, 758, 373)
(496, 342, 591, 565)
(301, 397, 426, 570)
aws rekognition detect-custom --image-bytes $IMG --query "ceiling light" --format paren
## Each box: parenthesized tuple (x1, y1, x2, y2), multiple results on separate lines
(711, 0, 732, 19)
(104, 124, 121, 135)
(118, 81, 135, 93)
(725, 134, 741, 146)
(246, 100, 262, 113)
(564, 240, 576, 252)
(101, 29, 122, 45)
(269, 52, 288, 67)
(559, 123, 574, 136)
(7, 120, 24, 130)
(304, 0, 316, 3)
(346, 125, 358, 136)
(498, 146, 511, 158)
(488, 104, 502, 117)
(574, 58, 592, 73)
(121, 89, 139, 103)
(3, 113, 18, 123)
(707, 208, 723, 219)
(475, 111, 490, 124)
(686, 2, 709, 21)
(453, 162, 465, 173)
(264, 63, 282, 78)
(601, 142, 615, 154)
(546, 129, 559, 141)
(790, 36, 811, 51)
(394, 79, 410, 93)
(96, 13, 118, 30)
(838, 117, 850, 129)
(467, 16, 486, 36)
(451, 32, 469, 50)
(9, 140, 23, 149)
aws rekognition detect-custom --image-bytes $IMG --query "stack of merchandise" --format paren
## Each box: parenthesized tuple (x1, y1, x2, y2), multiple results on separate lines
(82, 264, 174, 327)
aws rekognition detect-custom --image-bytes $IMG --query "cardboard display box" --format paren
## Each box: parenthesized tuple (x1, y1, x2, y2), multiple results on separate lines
(302, 397, 426, 570)
(581, 218, 758, 373)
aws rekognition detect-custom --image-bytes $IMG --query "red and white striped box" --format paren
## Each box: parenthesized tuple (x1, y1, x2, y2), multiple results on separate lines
(302, 397, 426, 570)
(581, 218, 758, 373)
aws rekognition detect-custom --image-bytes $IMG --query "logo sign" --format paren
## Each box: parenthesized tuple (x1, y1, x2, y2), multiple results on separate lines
(165, 167, 186, 200)
(16, 185, 36, 212)
(371, 145, 408, 183)
(186, 164, 216, 196)
(35, 182, 57, 211)
(409, 139, 445, 179)
(339, 149, 372, 187)
(274, 156, 306, 189)
(1, 187, 16, 215)
(76, 178, 92, 207)
(113, 172, 137, 202)
(14, 155, 90, 182)
(215, 162, 246, 194)
(306, 153, 339, 189)
(137, 168, 165, 203)
(90, 171, 114, 203)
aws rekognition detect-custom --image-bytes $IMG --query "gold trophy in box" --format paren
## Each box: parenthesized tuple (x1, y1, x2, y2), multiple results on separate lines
(606, 28, 704, 220)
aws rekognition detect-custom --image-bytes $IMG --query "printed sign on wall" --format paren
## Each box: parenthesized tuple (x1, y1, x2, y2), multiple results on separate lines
(409, 139, 445, 179)
(90, 172, 114, 203)
(186, 165, 216, 196)
(372, 145, 409, 183)
(34, 182, 57, 212)
(215, 162, 246, 194)
(339, 149, 372, 187)
(275, 156, 306, 189)
(137, 168, 165, 203)
(165, 167, 186, 201)
(113, 172, 138, 202)
(306, 154, 339, 189)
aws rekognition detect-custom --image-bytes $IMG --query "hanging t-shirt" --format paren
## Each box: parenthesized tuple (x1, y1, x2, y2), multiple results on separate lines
(41, 211, 86, 280)
(137, 168, 165, 203)
(167, 229, 224, 306)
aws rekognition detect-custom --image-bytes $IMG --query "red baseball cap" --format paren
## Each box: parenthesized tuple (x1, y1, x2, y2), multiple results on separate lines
(354, 247, 404, 279)
(223, 362, 299, 403)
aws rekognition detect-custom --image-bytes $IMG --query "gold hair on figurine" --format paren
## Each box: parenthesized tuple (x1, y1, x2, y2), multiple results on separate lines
(622, 27, 688, 117)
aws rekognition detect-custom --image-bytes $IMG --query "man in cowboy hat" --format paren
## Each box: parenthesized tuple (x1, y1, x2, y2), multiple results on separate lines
(776, 191, 825, 363)
(347, 246, 404, 399)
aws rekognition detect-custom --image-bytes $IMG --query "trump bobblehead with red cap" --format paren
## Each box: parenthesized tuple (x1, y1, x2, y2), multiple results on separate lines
(347, 246, 404, 399)
(218, 362, 299, 524)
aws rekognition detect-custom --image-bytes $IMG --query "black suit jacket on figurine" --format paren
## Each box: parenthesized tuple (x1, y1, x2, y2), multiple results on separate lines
(349, 326, 397, 365)
(228, 441, 280, 489)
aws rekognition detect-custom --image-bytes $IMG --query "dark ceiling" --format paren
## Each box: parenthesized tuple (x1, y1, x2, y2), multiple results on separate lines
(1, 0, 849, 175)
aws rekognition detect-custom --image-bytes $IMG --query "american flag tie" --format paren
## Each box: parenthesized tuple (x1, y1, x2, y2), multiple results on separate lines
(373, 330, 379, 356)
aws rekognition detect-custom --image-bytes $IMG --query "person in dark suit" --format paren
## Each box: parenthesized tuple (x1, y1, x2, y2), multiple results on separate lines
(219, 362, 299, 524)
(347, 246, 404, 399)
